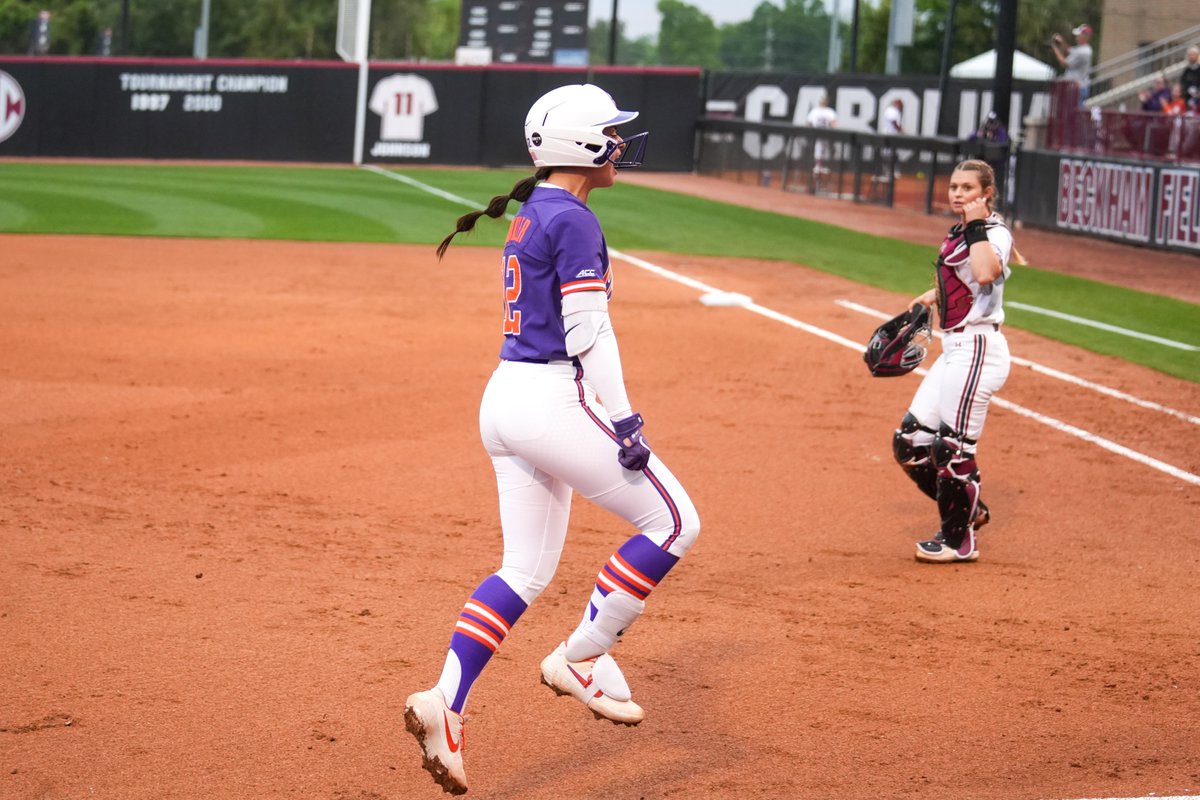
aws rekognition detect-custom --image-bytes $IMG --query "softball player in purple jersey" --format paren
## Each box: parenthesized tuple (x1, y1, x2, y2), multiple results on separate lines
(893, 159, 1025, 563)
(403, 84, 700, 795)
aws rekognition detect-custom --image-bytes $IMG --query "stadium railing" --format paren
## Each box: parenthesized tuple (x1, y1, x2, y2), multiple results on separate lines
(694, 116, 1010, 217)
(1045, 81, 1200, 164)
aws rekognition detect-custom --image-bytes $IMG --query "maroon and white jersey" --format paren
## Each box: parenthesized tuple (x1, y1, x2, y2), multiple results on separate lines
(935, 214, 1013, 331)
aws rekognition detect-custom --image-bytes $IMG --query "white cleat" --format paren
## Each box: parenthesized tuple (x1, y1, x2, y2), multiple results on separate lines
(403, 688, 468, 795)
(915, 531, 979, 563)
(539, 642, 645, 726)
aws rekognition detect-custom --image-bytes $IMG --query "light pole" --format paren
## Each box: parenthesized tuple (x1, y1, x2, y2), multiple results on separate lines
(993, 0, 1018, 127)
(849, 0, 860, 72)
(119, 0, 130, 54)
(764, 21, 774, 71)
(608, 0, 619, 65)
(194, 0, 211, 59)
(827, 0, 842, 73)
(936, 0, 958, 136)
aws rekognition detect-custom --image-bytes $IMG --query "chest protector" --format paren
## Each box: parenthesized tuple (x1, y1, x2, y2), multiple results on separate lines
(935, 227, 972, 330)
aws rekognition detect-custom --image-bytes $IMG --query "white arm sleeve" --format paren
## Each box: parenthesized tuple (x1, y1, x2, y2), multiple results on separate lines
(562, 292, 633, 421)
(562, 291, 608, 354)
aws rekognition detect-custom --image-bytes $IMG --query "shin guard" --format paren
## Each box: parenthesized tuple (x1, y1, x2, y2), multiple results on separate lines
(894, 412, 939, 501)
(932, 425, 981, 550)
(566, 534, 679, 661)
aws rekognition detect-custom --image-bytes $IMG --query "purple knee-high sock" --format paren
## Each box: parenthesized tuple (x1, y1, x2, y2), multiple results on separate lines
(588, 533, 680, 620)
(436, 574, 527, 713)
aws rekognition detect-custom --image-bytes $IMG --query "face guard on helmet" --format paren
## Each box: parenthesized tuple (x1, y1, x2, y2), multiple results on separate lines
(525, 84, 649, 170)
(863, 304, 932, 378)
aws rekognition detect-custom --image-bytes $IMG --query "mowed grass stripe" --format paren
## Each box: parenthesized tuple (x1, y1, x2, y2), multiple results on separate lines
(1, 162, 1196, 382)
(13, 181, 261, 236)
(0, 163, 429, 242)
(5, 184, 162, 233)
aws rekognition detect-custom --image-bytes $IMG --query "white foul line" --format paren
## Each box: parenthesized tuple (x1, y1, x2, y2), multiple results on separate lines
(367, 167, 1200, 488)
(619, 254, 1200, 487)
(364, 164, 477, 207)
(614, 250, 869, 351)
(836, 299, 1200, 427)
(1006, 300, 1198, 351)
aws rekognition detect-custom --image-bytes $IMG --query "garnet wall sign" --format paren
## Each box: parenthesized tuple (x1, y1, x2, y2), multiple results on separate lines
(0, 71, 25, 144)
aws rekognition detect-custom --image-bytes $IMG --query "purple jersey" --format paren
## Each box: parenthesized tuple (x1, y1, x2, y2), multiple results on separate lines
(499, 186, 612, 362)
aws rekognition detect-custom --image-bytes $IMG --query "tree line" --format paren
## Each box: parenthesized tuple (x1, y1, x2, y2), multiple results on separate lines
(2, 0, 1100, 76)
(598, 0, 1102, 75)
(0, 0, 457, 59)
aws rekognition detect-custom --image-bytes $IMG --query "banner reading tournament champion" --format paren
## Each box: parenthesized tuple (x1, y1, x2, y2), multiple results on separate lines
(0, 58, 357, 161)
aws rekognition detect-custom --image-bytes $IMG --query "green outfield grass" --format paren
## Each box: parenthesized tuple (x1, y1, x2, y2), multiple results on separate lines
(2, 162, 1197, 383)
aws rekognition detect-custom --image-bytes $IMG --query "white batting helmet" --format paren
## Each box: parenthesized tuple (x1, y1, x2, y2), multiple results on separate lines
(524, 84, 648, 169)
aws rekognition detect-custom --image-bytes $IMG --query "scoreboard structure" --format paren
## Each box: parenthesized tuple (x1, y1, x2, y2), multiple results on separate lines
(458, 0, 589, 65)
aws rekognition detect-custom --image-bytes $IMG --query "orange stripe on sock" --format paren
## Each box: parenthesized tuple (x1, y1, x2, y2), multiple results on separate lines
(595, 571, 622, 594)
(455, 620, 500, 651)
(611, 553, 656, 590)
(463, 600, 510, 636)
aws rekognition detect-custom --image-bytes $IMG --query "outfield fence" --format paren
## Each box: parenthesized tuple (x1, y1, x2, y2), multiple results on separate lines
(0, 57, 702, 170)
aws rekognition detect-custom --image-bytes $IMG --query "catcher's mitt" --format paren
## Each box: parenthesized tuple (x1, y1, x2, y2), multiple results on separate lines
(863, 304, 932, 377)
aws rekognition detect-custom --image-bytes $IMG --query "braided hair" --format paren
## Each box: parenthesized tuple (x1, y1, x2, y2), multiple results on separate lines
(953, 159, 1027, 265)
(436, 167, 553, 259)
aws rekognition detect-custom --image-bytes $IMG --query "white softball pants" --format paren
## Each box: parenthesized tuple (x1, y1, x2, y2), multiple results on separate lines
(478, 360, 700, 606)
(908, 326, 1011, 447)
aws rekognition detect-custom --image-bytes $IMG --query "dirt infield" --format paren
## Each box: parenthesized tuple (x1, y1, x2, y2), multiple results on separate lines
(2, 210, 1198, 799)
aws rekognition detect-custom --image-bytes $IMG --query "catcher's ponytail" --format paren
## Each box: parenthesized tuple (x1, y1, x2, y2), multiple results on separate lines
(953, 159, 1027, 265)
(436, 167, 552, 259)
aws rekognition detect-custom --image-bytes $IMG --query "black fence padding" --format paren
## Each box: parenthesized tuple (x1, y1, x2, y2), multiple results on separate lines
(0, 58, 700, 170)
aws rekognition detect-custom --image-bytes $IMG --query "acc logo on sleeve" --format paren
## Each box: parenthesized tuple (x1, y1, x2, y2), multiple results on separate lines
(0, 71, 26, 144)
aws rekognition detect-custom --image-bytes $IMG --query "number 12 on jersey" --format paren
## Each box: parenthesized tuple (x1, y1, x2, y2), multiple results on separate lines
(503, 254, 522, 335)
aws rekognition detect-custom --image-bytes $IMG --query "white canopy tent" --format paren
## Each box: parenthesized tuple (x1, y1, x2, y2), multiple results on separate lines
(949, 49, 1057, 80)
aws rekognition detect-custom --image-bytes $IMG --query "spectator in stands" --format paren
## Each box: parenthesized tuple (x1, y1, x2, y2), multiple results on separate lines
(1139, 74, 1171, 112)
(1161, 82, 1188, 115)
(1181, 47, 1200, 112)
(970, 112, 1010, 145)
(1051, 24, 1094, 104)
(27, 9, 51, 55)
